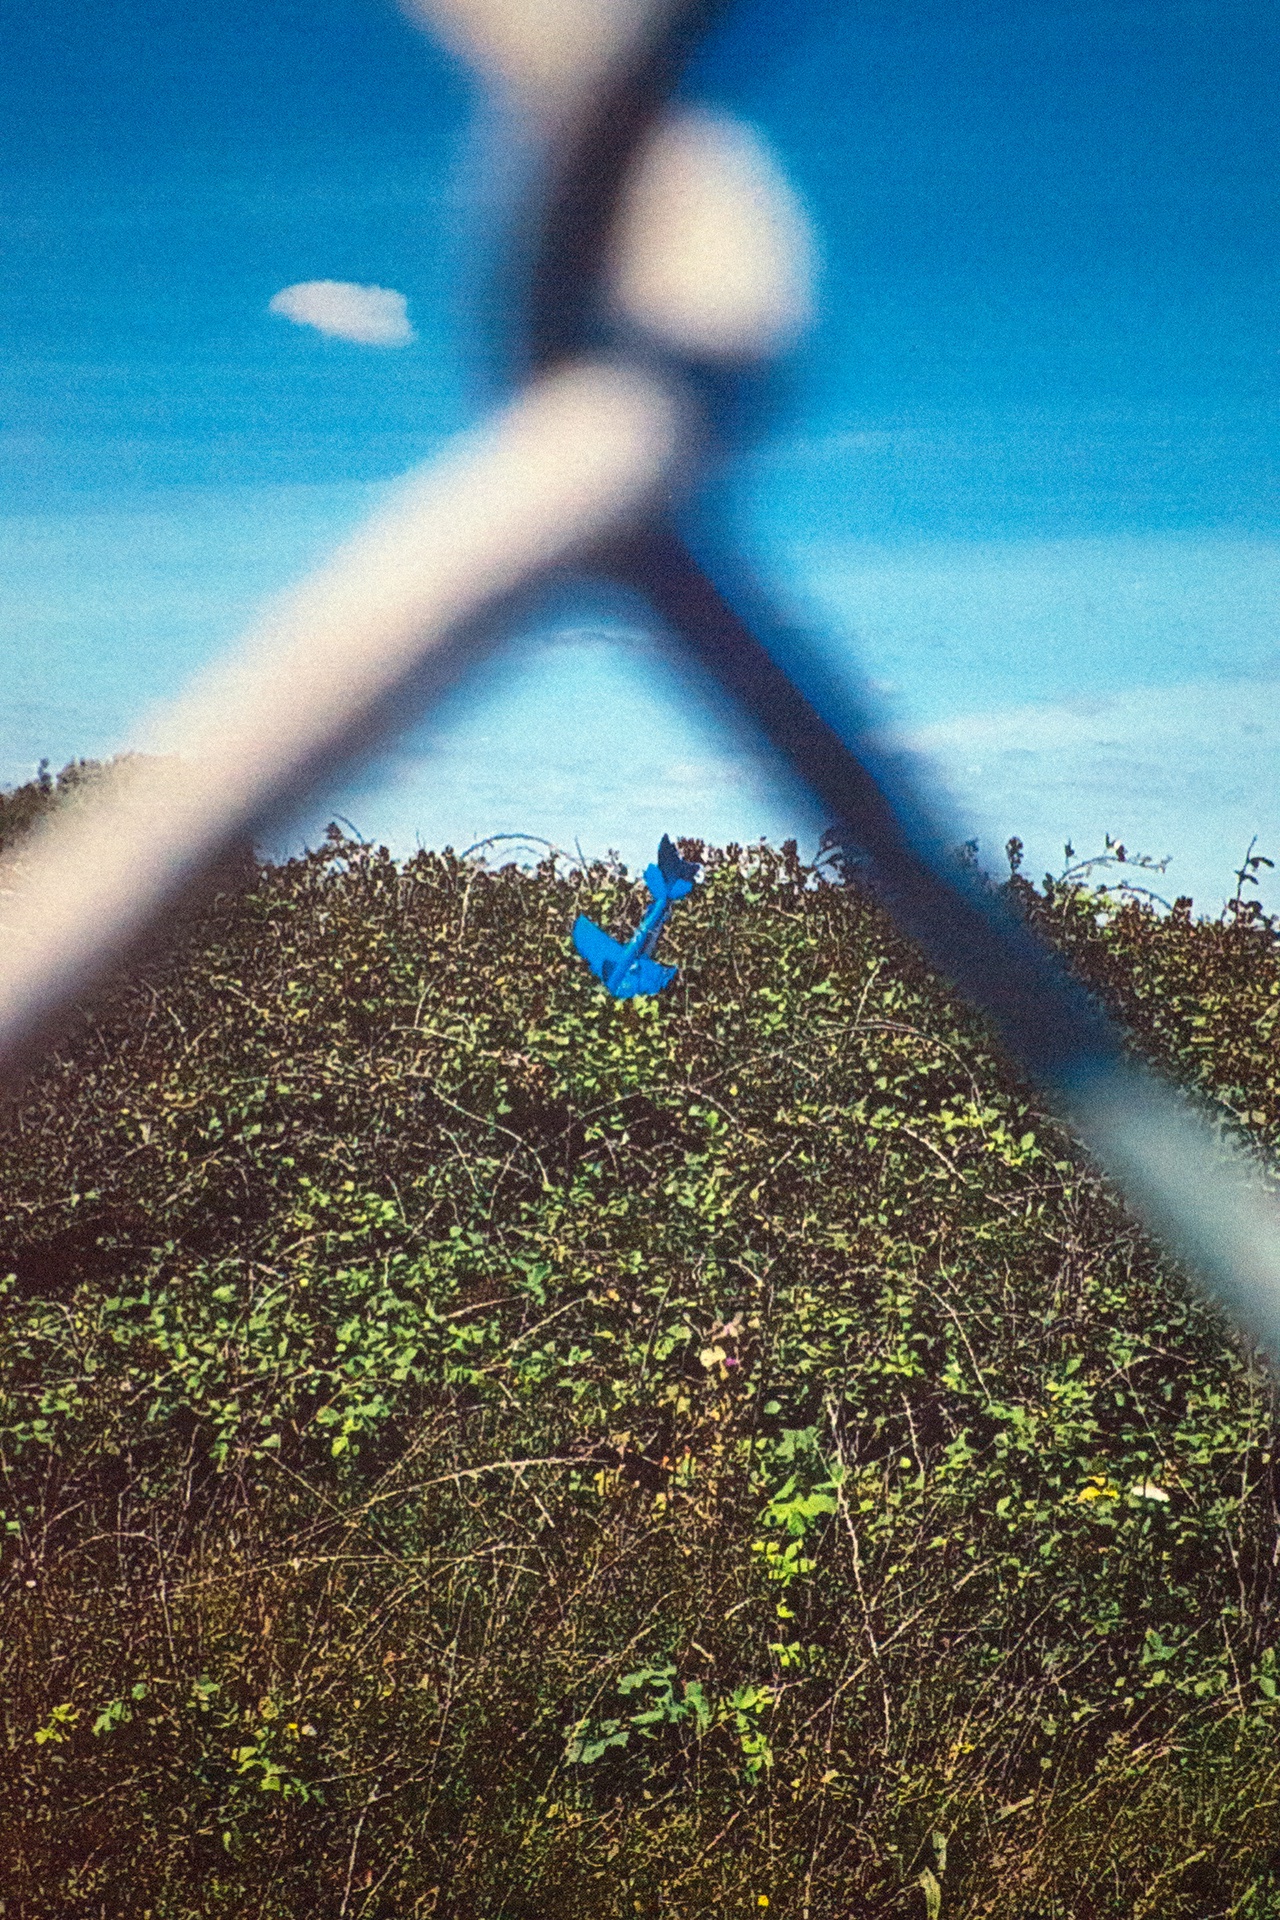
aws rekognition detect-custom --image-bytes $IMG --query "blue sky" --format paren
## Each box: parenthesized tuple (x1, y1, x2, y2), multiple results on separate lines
(3, 0, 1278, 909)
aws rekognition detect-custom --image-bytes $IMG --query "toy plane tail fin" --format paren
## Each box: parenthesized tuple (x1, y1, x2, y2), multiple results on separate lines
(645, 833, 700, 902)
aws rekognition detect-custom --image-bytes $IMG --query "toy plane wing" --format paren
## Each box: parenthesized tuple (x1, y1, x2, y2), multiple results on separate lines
(572, 915, 627, 985)
(572, 915, 677, 999)
(611, 955, 677, 999)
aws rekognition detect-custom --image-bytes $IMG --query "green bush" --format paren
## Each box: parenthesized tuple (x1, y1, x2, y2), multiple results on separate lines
(0, 831, 1276, 1917)
(0, 757, 107, 857)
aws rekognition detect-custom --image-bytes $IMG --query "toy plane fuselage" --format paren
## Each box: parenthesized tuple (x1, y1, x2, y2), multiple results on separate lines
(572, 835, 700, 999)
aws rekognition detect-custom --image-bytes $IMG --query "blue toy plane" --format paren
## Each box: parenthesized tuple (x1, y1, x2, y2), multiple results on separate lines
(573, 835, 700, 999)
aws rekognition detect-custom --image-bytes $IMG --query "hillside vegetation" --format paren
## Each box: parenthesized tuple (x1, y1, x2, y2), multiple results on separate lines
(0, 809, 1277, 1917)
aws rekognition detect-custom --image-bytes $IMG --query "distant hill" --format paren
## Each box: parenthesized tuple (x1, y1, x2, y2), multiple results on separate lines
(0, 828, 1276, 1917)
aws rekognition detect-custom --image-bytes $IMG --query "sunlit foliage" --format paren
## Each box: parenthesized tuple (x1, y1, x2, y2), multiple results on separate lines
(0, 826, 1276, 1916)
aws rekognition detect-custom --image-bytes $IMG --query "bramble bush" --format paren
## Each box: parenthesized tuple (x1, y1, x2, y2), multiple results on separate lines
(0, 811, 1277, 1916)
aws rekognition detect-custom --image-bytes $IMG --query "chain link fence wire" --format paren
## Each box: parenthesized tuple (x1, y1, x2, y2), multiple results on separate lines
(2, 0, 1279, 1357)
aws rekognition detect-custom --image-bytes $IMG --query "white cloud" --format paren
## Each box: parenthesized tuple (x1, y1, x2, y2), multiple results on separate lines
(268, 281, 416, 347)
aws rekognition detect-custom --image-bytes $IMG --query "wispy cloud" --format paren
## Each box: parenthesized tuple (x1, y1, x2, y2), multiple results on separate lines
(908, 675, 1280, 912)
(268, 281, 416, 347)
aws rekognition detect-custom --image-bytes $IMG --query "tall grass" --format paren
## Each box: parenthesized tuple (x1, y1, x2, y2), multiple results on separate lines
(0, 825, 1276, 1916)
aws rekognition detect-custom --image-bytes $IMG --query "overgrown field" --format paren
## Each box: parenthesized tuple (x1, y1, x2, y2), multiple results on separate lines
(0, 825, 1277, 1917)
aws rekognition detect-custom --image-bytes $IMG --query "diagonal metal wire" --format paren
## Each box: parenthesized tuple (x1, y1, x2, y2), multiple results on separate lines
(1, 0, 1278, 1358)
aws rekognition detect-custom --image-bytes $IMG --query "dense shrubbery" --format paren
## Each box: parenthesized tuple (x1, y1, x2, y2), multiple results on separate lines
(0, 757, 112, 857)
(0, 820, 1277, 1917)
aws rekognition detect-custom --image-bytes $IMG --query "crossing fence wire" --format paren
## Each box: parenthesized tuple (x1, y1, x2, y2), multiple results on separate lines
(1, 0, 1278, 1358)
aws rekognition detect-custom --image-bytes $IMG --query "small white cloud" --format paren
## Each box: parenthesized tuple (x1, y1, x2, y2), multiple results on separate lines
(268, 281, 415, 347)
